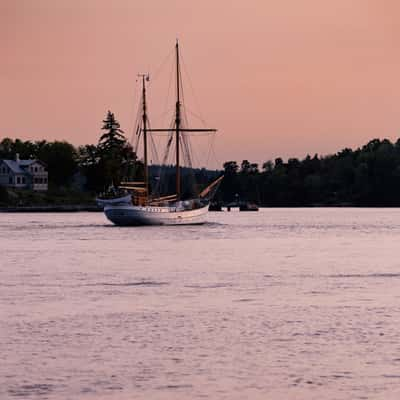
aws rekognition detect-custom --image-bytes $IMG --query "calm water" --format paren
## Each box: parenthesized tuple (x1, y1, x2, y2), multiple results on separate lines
(1, 209, 400, 399)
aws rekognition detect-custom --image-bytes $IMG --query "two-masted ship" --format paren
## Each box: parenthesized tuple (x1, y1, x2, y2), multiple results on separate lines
(97, 42, 223, 226)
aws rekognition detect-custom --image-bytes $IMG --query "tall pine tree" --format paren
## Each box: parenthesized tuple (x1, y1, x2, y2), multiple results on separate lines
(96, 111, 142, 188)
(97, 111, 128, 187)
(98, 111, 126, 154)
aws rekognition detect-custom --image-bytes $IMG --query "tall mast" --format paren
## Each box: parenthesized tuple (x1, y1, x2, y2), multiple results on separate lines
(175, 40, 181, 199)
(139, 74, 149, 201)
(146, 42, 217, 202)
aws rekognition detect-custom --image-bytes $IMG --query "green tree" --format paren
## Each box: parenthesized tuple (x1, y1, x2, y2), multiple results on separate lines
(0, 138, 14, 158)
(94, 110, 140, 189)
(0, 138, 36, 159)
(97, 111, 129, 187)
(98, 111, 126, 154)
(218, 161, 240, 202)
(37, 141, 78, 186)
(77, 144, 103, 191)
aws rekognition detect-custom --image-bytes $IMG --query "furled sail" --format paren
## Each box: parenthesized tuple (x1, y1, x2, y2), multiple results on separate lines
(199, 175, 224, 200)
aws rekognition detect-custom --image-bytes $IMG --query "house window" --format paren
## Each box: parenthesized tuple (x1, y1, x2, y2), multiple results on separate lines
(22, 177, 25, 184)
(17, 177, 21, 184)
(44, 178, 47, 184)
(9, 176, 12, 184)
(35, 167, 38, 172)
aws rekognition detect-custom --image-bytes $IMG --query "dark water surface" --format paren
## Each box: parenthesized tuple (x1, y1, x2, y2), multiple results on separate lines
(1, 209, 400, 399)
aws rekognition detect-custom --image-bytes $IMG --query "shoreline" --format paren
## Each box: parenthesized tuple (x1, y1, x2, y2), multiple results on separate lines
(0, 205, 101, 212)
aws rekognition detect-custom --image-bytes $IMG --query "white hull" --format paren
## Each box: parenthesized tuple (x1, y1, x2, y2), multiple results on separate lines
(104, 203, 209, 226)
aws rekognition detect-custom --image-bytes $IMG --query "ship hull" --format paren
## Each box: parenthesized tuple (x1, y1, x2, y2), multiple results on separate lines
(104, 203, 209, 226)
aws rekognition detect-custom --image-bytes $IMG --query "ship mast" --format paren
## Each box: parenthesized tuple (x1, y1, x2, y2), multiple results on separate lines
(139, 73, 149, 201)
(146, 41, 217, 202)
(175, 41, 181, 199)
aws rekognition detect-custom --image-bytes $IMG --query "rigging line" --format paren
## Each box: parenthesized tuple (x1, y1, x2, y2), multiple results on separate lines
(154, 124, 174, 196)
(189, 128, 211, 168)
(147, 120, 160, 166)
(182, 134, 196, 171)
(161, 55, 175, 128)
(205, 133, 216, 167)
(128, 79, 141, 143)
(178, 52, 185, 111)
(130, 93, 142, 147)
(181, 102, 209, 169)
(210, 140, 220, 169)
(162, 141, 176, 195)
(149, 136, 159, 166)
(181, 101, 215, 167)
(150, 47, 175, 83)
(132, 106, 142, 154)
(191, 136, 204, 168)
(180, 134, 191, 168)
(184, 132, 196, 168)
(180, 106, 194, 167)
(131, 84, 146, 153)
(160, 134, 173, 166)
(181, 96, 200, 168)
(133, 128, 141, 155)
(180, 51, 207, 127)
(182, 106, 208, 126)
(130, 76, 147, 144)
(181, 134, 199, 196)
(151, 106, 175, 122)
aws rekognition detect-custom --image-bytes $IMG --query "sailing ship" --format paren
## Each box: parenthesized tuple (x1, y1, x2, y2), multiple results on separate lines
(97, 41, 223, 226)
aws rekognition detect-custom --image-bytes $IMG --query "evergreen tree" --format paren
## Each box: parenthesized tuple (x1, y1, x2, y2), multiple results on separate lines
(97, 111, 129, 187)
(98, 111, 126, 154)
(36, 141, 78, 186)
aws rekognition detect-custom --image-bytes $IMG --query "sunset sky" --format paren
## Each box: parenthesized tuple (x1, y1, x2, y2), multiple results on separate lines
(1, 0, 400, 168)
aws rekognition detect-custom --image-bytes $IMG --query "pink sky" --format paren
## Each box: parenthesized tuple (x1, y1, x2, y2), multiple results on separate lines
(1, 0, 400, 168)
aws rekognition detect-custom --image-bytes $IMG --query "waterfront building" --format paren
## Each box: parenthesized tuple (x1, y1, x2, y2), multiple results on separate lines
(0, 154, 48, 191)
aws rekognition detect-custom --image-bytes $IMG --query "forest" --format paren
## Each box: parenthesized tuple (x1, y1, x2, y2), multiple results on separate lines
(2, 111, 400, 206)
(218, 138, 400, 206)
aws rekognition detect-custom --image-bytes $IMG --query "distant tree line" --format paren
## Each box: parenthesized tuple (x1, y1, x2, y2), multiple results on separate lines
(0, 111, 218, 197)
(2, 111, 400, 206)
(217, 138, 400, 206)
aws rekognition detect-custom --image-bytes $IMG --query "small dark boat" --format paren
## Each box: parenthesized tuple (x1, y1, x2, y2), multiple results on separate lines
(239, 202, 259, 211)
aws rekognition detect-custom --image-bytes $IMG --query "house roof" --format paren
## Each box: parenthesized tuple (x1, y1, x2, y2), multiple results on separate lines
(2, 160, 25, 174)
(1, 159, 44, 174)
(19, 160, 36, 167)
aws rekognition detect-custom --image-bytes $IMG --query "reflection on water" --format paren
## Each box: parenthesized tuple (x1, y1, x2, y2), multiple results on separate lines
(1, 209, 400, 399)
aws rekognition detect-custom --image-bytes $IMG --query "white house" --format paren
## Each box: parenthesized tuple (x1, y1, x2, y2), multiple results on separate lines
(0, 154, 48, 191)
